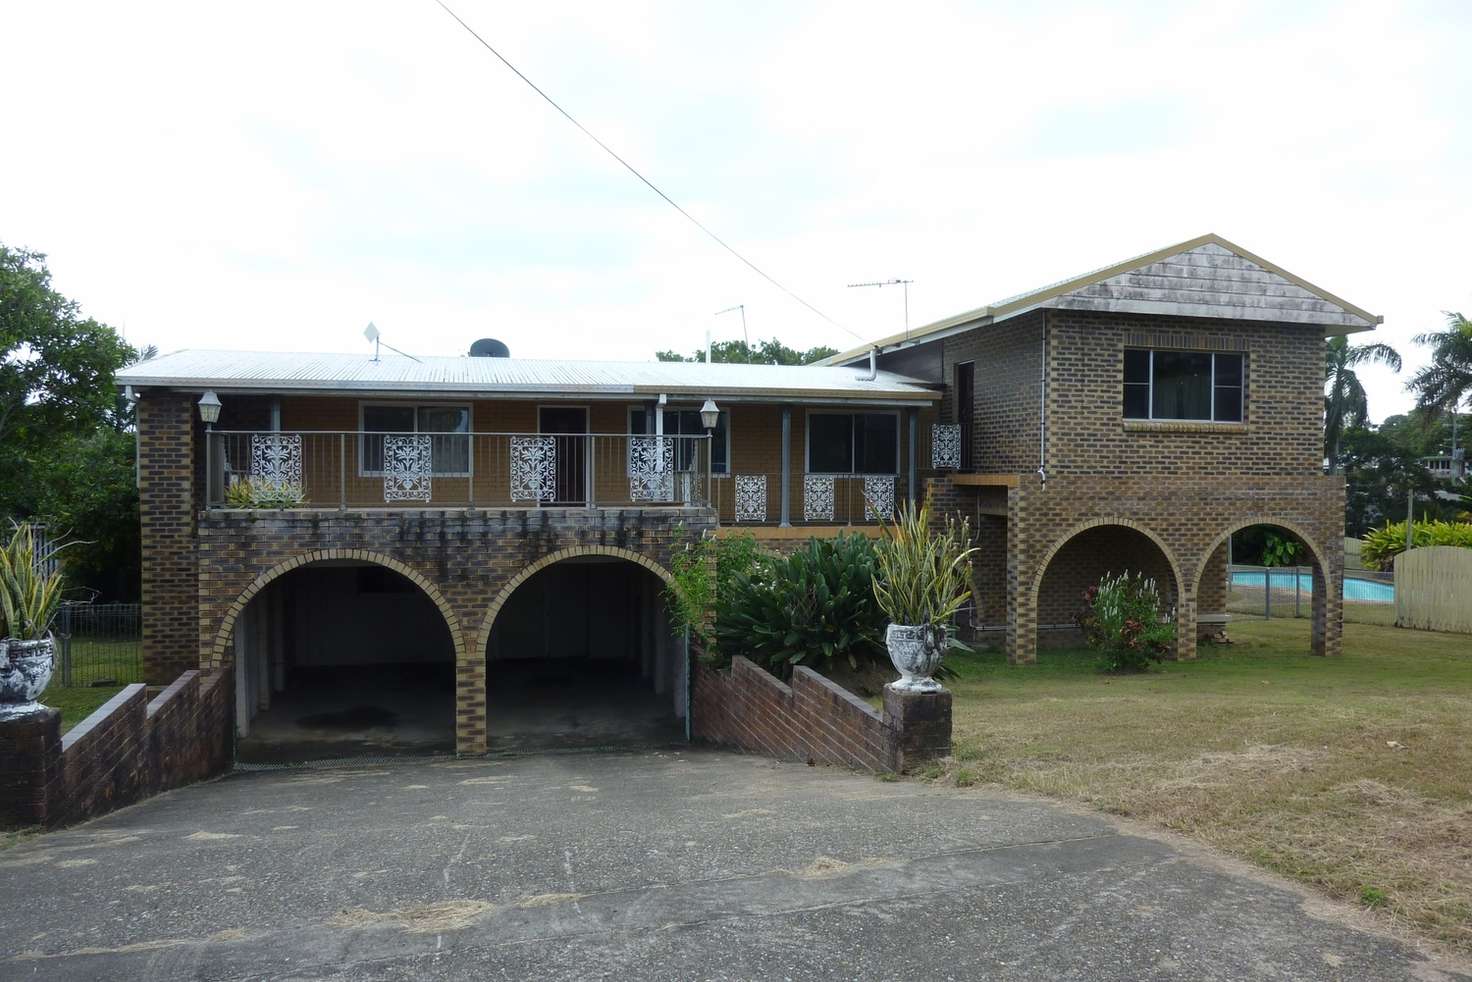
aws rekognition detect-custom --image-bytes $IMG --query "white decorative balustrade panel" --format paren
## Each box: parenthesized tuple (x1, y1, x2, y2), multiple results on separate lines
(383, 434, 433, 502)
(803, 475, 834, 522)
(863, 475, 895, 521)
(734, 475, 767, 523)
(931, 423, 961, 471)
(250, 433, 303, 490)
(627, 435, 675, 502)
(509, 436, 557, 503)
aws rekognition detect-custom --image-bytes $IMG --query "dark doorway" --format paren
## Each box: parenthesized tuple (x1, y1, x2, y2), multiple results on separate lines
(955, 362, 975, 471)
(486, 558, 684, 751)
(538, 406, 588, 505)
(232, 563, 456, 763)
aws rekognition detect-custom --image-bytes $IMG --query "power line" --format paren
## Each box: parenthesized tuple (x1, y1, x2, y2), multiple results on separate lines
(430, 0, 863, 342)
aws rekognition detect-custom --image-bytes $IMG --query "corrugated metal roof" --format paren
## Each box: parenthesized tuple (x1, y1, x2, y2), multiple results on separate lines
(117, 349, 939, 402)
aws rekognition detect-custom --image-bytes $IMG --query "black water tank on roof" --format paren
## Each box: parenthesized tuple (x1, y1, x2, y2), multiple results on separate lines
(469, 338, 510, 358)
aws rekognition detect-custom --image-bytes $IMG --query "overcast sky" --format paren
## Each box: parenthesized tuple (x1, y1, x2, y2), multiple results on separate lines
(3, 1, 1468, 420)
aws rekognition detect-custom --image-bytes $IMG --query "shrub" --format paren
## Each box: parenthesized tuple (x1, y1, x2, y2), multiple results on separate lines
(714, 534, 887, 678)
(873, 496, 977, 629)
(1360, 519, 1472, 571)
(225, 476, 306, 509)
(663, 528, 761, 653)
(0, 524, 69, 640)
(1260, 530, 1302, 567)
(1076, 571, 1175, 673)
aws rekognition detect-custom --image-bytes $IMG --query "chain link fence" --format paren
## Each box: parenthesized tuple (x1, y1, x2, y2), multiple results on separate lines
(54, 603, 143, 687)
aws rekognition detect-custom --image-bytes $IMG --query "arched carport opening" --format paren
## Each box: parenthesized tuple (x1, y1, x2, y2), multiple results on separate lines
(1204, 521, 1338, 655)
(482, 552, 685, 751)
(1033, 522, 1184, 654)
(227, 559, 459, 762)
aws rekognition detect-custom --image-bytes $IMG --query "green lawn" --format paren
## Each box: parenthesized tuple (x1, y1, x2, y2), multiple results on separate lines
(945, 619, 1472, 953)
(36, 638, 141, 734)
(38, 682, 127, 733)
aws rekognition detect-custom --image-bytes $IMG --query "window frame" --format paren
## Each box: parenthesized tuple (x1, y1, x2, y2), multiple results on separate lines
(1122, 349, 1245, 424)
(357, 401, 473, 478)
(803, 409, 901, 476)
(626, 405, 731, 475)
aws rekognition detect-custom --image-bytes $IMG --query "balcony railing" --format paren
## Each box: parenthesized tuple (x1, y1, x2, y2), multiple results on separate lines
(205, 431, 713, 511)
(708, 473, 902, 526)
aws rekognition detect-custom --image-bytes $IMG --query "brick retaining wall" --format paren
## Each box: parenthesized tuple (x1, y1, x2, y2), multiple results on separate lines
(0, 669, 232, 829)
(691, 656, 951, 773)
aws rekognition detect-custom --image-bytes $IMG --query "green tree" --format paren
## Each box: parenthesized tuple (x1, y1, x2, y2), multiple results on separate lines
(1323, 335, 1401, 473)
(1408, 311, 1472, 420)
(1336, 425, 1439, 535)
(32, 428, 141, 599)
(656, 338, 838, 366)
(0, 244, 138, 596)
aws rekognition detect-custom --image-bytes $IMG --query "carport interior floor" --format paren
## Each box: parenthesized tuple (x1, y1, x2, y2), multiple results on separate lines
(487, 658, 684, 753)
(237, 664, 457, 764)
(235, 660, 681, 763)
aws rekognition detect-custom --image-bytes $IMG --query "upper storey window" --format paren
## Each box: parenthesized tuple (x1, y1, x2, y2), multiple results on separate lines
(1123, 350, 1243, 423)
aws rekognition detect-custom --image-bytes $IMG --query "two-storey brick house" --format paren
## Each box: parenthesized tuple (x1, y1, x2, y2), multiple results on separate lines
(118, 233, 1378, 759)
(119, 354, 942, 756)
(823, 233, 1380, 664)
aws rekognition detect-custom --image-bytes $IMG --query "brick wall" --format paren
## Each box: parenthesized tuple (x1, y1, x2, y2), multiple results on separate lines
(0, 668, 232, 829)
(690, 656, 951, 773)
(1003, 472, 1345, 663)
(1044, 310, 1324, 477)
(942, 312, 1045, 474)
(138, 392, 200, 683)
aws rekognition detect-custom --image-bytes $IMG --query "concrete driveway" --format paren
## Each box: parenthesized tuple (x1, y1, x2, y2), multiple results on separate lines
(0, 749, 1465, 981)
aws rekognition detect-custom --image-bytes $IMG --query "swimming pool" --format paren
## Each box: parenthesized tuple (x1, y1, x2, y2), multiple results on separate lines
(1229, 570, 1394, 603)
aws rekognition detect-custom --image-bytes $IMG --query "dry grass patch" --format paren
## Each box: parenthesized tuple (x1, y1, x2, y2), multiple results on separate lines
(945, 618, 1472, 953)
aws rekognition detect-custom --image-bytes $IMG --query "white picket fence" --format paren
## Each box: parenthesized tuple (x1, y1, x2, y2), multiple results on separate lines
(1394, 546, 1472, 635)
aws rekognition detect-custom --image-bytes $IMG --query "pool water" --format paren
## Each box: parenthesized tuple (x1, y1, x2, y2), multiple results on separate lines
(1229, 570, 1394, 603)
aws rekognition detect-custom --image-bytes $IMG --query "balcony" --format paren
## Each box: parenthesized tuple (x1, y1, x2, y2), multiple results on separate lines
(206, 431, 716, 512)
(204, 431, 909, 526)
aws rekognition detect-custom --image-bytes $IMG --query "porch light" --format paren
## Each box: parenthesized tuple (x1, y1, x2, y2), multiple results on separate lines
(699, 398, 720, 430)
(197, 390, 222, 426)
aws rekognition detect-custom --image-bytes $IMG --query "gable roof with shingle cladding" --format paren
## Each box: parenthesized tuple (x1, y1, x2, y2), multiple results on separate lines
(819, 233, 1382, 366)
(1015, 241, 1374, 330)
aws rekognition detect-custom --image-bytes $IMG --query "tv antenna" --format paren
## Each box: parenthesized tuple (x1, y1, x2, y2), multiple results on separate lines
(714, 304, 747, 345)
(847, 279, 913, 339)
(363, 322, 422, 363)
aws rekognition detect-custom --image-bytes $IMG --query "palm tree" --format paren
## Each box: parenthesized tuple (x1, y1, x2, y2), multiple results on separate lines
(1408, 311, 1472, 422)
(1324, 335, 1402, 473)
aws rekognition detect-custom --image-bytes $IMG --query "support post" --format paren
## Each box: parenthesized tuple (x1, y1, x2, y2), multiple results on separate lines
(339, 433, 347, 510)
(204, 426, 214, 507)
(907, 408, 918, 505)
(586, 435, 595, 509)
(780, 405, 792, 528)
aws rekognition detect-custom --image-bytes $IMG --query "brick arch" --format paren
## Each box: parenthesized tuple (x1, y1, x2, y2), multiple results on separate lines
(1029, 517, 1187, 614)
(207, 549, 467, 669)
(1192, 516, 1331, 595)
(473, 545, 676, 659)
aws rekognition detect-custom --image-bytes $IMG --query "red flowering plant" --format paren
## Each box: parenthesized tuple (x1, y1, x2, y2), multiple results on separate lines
(1075, 571, 1175, 672)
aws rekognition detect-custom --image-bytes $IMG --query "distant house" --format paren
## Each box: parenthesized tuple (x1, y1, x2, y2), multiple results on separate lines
(117, 232, 1380, 757)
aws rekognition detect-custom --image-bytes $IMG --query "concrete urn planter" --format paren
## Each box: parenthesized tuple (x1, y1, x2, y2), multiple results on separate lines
(884, 624, 949, 693)
(0, 637, 55, 721)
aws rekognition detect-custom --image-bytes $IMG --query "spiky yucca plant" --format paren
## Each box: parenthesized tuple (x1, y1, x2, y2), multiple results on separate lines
(873, 496, 978, 628)
(0, 524, 68, 640)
